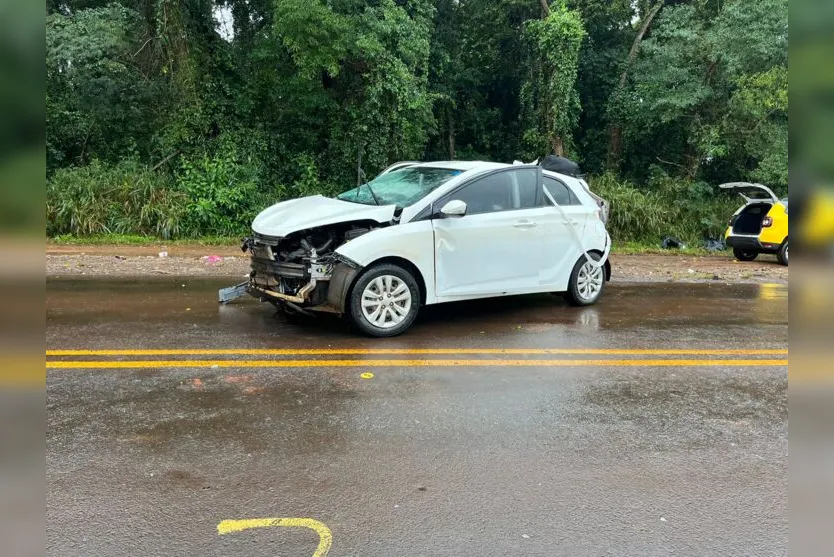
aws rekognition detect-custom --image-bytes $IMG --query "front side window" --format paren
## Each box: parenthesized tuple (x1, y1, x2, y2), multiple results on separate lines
(442, 169, 539, 216)
(337, 167, 463, 207)
(514, 168, 538, 209)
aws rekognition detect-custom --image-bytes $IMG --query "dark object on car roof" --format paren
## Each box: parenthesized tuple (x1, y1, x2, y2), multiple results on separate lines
(540, 155, 581, 177)
(661, 236, 686, 249)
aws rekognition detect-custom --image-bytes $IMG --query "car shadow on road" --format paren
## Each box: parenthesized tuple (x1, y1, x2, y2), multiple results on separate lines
(276, 292, 594, 338)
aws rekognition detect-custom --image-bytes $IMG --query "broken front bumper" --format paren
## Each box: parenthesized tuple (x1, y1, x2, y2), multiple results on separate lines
(244, 263, 359, 313)
(234, 235, 361, 313)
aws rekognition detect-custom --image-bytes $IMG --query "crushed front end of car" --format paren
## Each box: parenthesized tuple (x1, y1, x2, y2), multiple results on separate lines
(217, 191, 399, 312)
(228, 222, 380, 315)
(244, 230, 341, 313)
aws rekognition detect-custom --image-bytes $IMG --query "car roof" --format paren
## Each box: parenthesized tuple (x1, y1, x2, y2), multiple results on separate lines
(411, 160, 580, 181)
(412, 160, 509, 172)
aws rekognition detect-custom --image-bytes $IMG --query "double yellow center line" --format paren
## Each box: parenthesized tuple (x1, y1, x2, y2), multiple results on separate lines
(45, 348, 788, 369)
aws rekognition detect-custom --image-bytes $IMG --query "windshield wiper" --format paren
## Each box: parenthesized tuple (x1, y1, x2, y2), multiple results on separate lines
(348, 167, 380, 205)
(364, 181, 381, 205)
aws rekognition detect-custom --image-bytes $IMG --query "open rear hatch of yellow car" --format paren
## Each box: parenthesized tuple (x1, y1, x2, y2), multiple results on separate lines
(719, 182, 780, 204)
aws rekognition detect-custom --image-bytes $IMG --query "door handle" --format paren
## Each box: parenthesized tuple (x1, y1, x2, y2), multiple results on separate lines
(513, 220, 538, 229)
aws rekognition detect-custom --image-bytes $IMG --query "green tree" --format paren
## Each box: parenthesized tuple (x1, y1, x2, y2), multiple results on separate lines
(46, 4, 160, 170)
(45, 0, 789, 240)
(619, 0, 788, 187)
(520, 0, 585, 158)
(568, 0, 635, 173)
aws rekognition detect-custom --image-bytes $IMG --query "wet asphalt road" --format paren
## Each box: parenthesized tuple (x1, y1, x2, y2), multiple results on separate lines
(46, 279, 788, 556)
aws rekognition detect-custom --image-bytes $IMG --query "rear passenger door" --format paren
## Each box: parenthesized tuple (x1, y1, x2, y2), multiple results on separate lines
(537, 176, 586, 287)
(432, 167, 549, 298)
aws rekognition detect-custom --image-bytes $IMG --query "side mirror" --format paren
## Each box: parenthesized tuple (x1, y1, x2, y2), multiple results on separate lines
(439, 199, 467, 218)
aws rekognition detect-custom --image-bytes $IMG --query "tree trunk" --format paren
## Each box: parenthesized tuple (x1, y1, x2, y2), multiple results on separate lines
(356, 143, 363, 186)
(608, 127, 622, 167)
(538, 0, 550, 17)
(551, 136, 564, 157)
(617, 2, 664, 91)
(447, 105, 456, 160)
(607, 1, 664, 169)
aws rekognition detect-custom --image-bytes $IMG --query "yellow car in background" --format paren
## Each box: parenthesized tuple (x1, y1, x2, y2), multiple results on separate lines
(794, 188, 834, 251)
(721, 182, 788, 266)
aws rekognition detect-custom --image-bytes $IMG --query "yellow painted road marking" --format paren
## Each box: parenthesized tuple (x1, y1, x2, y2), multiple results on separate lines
(218, 518, 332, 557)
(46, 358, 788, 369)
(46, 348, 788, 356)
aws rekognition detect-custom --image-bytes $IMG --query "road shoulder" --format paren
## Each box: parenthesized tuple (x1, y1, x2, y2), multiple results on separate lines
(45, 244, 788, 284)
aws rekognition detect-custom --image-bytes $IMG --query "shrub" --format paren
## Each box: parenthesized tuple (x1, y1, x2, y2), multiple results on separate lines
(177, 150, 265, 237)
(589, 173, 670, 242)
(46, 159, 187, 239)
(589, 172, 739, 245)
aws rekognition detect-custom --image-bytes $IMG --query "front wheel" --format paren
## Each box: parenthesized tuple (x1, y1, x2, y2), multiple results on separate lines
(733, 247, 759, 261)
(348, 263, 421, 337)
(564, 253, 605, 306)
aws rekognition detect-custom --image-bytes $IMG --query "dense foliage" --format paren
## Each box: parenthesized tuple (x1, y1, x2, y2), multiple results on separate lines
(46, 0, 788, 242)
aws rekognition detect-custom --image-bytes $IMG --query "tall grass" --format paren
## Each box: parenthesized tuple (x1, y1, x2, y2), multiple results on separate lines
(589, 172, 739, 246)
(46, 160, 187, 239)
(46, 154, 276, 239)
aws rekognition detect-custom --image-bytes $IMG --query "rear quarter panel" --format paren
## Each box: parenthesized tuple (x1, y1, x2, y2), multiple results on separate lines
(761, 204, 788, 244)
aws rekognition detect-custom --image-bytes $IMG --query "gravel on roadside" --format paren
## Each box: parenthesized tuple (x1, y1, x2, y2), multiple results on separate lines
(46, 244, 788, 284)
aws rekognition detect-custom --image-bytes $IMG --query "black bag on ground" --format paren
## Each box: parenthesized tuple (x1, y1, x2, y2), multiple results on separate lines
(540, 155, 581, 177)
(703, 238, 726, 252)
(661, 236, 685, 249)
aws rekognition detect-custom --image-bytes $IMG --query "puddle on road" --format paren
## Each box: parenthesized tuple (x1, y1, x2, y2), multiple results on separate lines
(46, 279, 788, 345)
(46, 279, 788, 456)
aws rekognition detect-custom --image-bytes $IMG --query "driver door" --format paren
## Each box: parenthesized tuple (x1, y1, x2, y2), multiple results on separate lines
(432, 167, 546, 298)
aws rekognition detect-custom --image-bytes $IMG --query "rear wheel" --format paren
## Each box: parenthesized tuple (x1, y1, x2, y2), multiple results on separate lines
(777, 239, 789, 266)
(349, 263, 421, 337)
(733, 248, 758, 261)
(564, 253, 605, 306)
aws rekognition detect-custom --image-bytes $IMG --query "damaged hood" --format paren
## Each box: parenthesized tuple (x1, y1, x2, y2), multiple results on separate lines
(251, 195, 397, 237)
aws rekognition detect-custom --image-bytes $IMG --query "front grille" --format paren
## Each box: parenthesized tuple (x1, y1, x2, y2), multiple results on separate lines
(250, 257, 306, 279)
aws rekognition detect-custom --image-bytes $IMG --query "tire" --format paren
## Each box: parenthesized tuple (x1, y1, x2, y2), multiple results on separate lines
(777, 239, 789, 266)
(348, 263, 421, 337)
(564, 252, 606, 306)
(733, 247, 758, 262)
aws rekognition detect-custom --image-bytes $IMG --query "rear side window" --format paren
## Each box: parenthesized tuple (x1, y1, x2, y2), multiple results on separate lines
(542, 177, 580, 206)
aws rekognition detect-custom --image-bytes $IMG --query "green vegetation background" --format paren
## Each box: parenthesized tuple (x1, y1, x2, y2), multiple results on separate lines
(46, 0, 787, 246)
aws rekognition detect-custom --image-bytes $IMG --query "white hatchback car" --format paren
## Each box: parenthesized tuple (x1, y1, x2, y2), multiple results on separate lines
(240, 161, 611, 337)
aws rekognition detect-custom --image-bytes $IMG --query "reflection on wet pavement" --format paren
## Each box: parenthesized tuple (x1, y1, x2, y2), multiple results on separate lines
(46, 278, 787, 345)
(46, 279, 787, 556)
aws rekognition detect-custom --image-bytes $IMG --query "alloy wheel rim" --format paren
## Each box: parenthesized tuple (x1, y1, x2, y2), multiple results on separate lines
(361, 275, 412, 328)
(577, 261, 604, 301)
